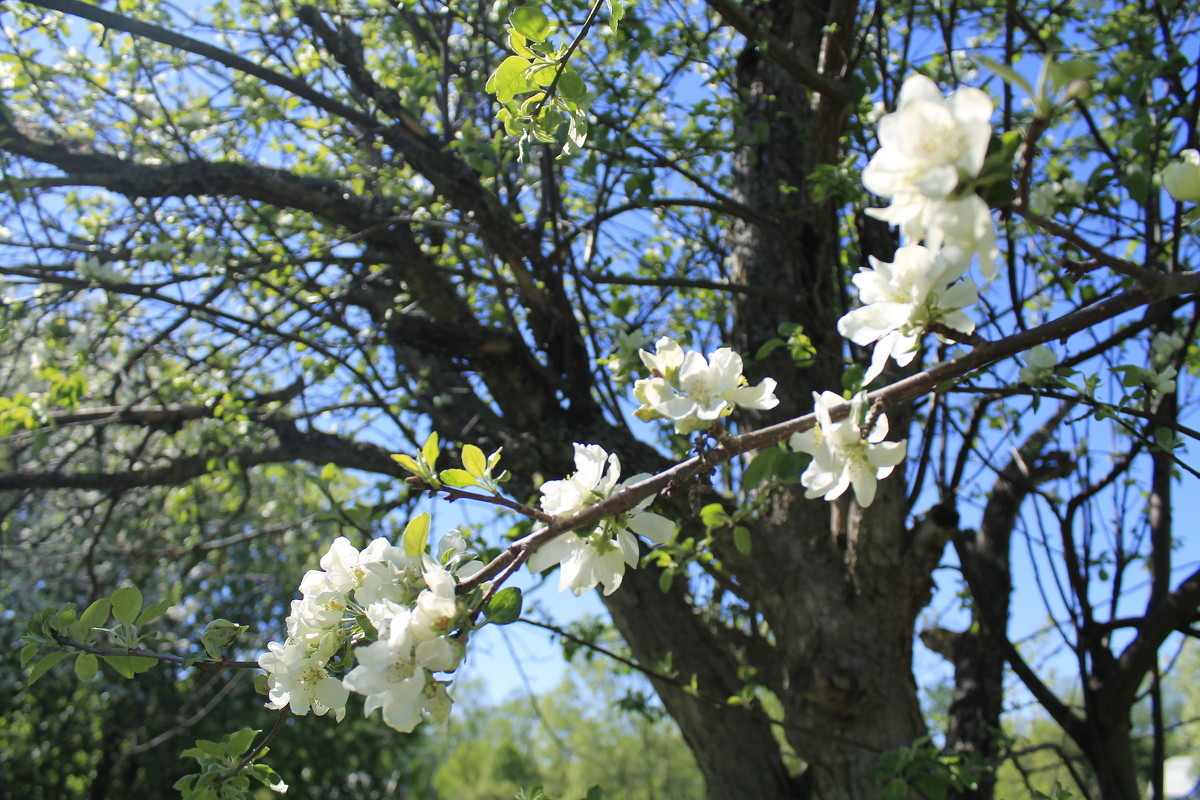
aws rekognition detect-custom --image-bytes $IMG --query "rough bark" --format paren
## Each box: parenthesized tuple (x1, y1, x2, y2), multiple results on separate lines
(714, 0, 936, 796)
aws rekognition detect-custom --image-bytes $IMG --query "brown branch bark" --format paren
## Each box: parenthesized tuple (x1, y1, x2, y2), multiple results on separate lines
(703, 0, 852, 102)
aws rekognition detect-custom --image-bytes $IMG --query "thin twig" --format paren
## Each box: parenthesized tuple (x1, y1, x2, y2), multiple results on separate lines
(50, 634, 260, 670)
(223, 708, 289, 781)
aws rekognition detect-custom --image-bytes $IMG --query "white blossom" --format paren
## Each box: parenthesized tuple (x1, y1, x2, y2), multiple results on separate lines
(318, 536, 366, 593)
(259, 638, 348, 721)
(1019, 344, 1058, 386)
(790, 391, 907, 508)
(837, 244, 978, 384)
(342, 608, 429, 733)
(262, 531, 479, 734)
(530, 444, 675, 595)
(605, 329, 652, 382)
(863, 75, 998, 275)
(634, 337, 778, 434)
(356, 537, 422, 606)
(1163, 149, 1200, 202)
(1147, 365, 1178, 397)
(1151, 331, 1185, 369)
(539, 443, 622, 518)
(863, 75, 992, 201)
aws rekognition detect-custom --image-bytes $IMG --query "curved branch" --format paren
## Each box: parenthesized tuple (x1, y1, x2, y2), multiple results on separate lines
(703, 0, 852, 102)
(23, 0, 375, 128)
(0, 420, 406, 490)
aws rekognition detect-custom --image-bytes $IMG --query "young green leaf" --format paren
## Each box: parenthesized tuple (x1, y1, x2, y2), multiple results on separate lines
(439, 468, 478, 488)
(743, 449, 780, 490)
(421, 432, 440, 470)
(483, 586, 523, 625)
(606, 0, 625, 29)
(26, 650, 69, 685)
(79, 598, 111, 630)
(699, 502, 731, 531)
(733, 526, 752, 555)
(507, 30, 535, 59)
(227, 727, 258, 757)
(136, 598, 173, 626)
(103, 654, 157, 678)
(74, 652, 99, 681)
(391, 452, 422, 475)
(402, 511, 432, 558)
(487, 55, 536, 104)
(977, 56, 1033, 96)
(557, 69, 587, 102)
(510, 6, 551, 41)
(111, 586, 143, 626)
(461, 443, 487, 476)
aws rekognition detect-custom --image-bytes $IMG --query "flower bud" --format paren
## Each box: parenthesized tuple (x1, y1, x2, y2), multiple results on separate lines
(1064, 79, 1092, 101)
(1163, 149, 1200, 202)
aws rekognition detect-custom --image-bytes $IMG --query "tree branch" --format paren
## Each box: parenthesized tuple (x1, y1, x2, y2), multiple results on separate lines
(703, 0, 852, 102)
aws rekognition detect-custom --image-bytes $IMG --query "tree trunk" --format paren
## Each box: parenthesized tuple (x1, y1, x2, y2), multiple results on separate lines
(718, 1, 937, 796)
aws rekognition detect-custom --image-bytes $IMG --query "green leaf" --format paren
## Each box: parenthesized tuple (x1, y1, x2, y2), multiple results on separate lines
(461, 443, 487, 476)
(507, 30, 535, 58)
(530, 63, 557, 87)
(102, 654, 157, 678)
(1047, 58, 1098, 89)
(439, 468, 478, 488)
(227, 727, 258, 757)
(755, 337, 785, 361)
(557, 68, 587, 102)
(483, 586, 523, 625)
(55, 606, 78, 630)
(111, 586, 143, 626)
(248, 763, 288, 792)
(102, 655, 135, 678)
(699, 502, 730, 531)
(510, 6, 551, 41)
(421, 432, 440, 470)
(883, 778, 908, 800)
(136, 598, 172, 626)
(74, 652, 99, 681)
(26, 649, 69, 685)
(733, 526, 752, 555)
(402, 511, 432, 558)
(742, 449, 780, 490)
(320, 462, 337, 481)
(201, 619, 247, 660)
(487, 55, 535, 104)
(657, 567, 674, 593)
(79, 598, 111, 630)
(606, 0, 625, 29)
(182, 739, 225, 759)
(977, 56, 1033, 96)
(391, 452, 422, 474)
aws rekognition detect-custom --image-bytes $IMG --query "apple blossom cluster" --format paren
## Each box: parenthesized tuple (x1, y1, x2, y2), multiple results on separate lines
(790, 391, 907, 508)
(786, 74, 1004, 506)
(259, 532, 481, 733)
(633, 336, 780, 433)
(1019, 344, 1058, 386)
(837, 244, 979, 384)
(843, 74, 996, 390)
(862, 74, 999, 277)
(1144, 331, 1182, 398)
(528, 443, 675, 595)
